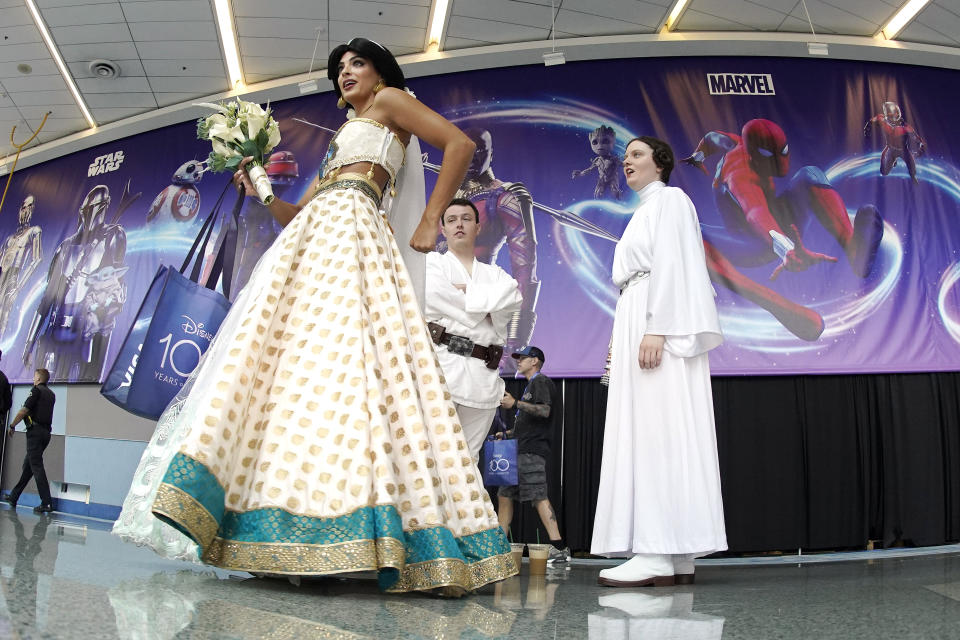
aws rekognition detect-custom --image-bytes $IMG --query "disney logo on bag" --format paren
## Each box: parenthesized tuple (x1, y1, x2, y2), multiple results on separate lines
(489, 455, 511, 472)
(181, 315, 214, 341)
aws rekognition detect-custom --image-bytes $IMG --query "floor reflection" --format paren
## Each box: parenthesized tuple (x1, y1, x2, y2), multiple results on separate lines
(107, 570, 519, 639)
(3, 506, 960, 639)
(589, 591, 725, 639)
(1, 511, 56, 639)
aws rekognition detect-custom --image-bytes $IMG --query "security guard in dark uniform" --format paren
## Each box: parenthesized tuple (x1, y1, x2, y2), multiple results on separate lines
(4, 368, 56, 513)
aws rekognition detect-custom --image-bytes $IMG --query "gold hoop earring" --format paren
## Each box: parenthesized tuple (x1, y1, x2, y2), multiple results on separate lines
(337, 96, 346, 109)
(373, 79, 384, 94)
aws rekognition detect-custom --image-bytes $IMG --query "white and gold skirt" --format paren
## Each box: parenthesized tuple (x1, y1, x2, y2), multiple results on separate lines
(116, 179, 516, 592)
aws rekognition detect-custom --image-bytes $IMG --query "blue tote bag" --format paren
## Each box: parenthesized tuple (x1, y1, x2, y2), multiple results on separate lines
(101, 183, 241, 419)
(482, 412, 519, 486)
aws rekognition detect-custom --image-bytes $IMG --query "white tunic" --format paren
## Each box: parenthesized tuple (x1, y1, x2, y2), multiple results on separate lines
(591, 180, 727, 558)
(425, 251, 521, 409)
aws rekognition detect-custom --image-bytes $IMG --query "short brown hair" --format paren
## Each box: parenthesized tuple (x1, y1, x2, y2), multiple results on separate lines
(35, 368, 50, 384)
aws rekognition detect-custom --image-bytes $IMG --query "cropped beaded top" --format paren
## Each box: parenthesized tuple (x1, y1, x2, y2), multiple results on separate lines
(322, 118, 406, 182)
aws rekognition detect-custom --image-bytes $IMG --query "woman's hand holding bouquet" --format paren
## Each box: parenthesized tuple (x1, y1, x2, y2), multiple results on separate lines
(196, 99, 281, 204)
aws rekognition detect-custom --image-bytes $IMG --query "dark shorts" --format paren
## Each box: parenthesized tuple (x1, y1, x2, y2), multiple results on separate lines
(498, 453, 548, 502)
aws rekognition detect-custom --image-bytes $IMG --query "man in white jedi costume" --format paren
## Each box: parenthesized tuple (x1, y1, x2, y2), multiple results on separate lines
(426, 198, 522, 459)
(592, 137, 727, 587)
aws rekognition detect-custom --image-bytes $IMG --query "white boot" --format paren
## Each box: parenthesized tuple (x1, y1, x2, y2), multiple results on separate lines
(597, 554, 674, 587)
(598, 592, 675, 616)
(672, 554, 696, 585)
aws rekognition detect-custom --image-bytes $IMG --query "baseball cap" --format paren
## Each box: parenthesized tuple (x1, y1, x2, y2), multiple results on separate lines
(511, 345, 545, 363)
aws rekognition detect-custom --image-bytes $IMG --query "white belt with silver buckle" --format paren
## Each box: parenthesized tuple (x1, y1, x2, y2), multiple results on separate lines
(620, 270, 650, 292)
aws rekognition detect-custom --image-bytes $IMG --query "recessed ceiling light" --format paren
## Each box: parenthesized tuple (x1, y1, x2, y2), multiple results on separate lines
(17, 63, 32, 74)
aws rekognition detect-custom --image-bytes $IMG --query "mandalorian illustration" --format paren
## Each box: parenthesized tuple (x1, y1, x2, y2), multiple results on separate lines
(23, 184, 132, 381)
(0, 195, 43, 337)
(454, 128, 539, 355)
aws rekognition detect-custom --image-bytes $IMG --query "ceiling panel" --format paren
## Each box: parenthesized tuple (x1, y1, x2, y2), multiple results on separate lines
(50, 24, 134, 46)
(0, 4, 35, 26)
(120, 0, 212, 22)
(0, 0, 958, 158)
(149, 76, 226, 93)
(898, 1, 960, 47)
(0, 74, 70, 92)
(679, 1, 791, 31)
(235, 17, 327, 40)
(233, 0, 328, 19)
(0, 25, 44, 46)
(142, 59, 225, 77)
(452, 0, 552, 28)
(330, 0, 430, 29)
(85, 92, 156, 108)
(10, 89, 76, 106)
(155, 91, 204, 107)
(0, 59, 60, 78)
(136, 40, 223, 59)
(558, 0, 667, 28)
(128, 20, 217, 42)
(446, 15, 550, 45)
(42, 3, 126, 27)
(240, 37, 319, 60)
(68, 58, 146, 80)
(90, 105, 154, 123)
(77, 76, 152, 93)
(554, 8, 655, 36)
(242, 57, 314, 77)
(58, 42, 140, 61)
(326, 21, 425, 50)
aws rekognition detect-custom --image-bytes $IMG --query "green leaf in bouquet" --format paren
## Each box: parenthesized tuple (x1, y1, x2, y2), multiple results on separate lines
(206, 151, 228, 173)
(224, 155, 242, 170)
(255, 129, 269, 150)
(196, 117, 210, 141)
(240, 139, 259, 158)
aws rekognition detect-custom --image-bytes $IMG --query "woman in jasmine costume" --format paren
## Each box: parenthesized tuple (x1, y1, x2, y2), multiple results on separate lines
(113, 37, 517, 593)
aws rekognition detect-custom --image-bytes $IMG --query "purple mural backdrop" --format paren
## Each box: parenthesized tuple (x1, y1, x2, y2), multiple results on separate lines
(1, 55, 960, 383)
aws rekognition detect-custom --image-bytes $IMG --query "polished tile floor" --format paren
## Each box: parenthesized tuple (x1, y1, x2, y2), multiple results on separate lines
(2, 505, 960, 639)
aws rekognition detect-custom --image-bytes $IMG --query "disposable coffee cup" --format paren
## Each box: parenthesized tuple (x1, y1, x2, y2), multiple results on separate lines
(527, 543, 550, 575)
(525, 575, 546, 607)
(495, 576, 522, 608)
(510, 543, 525, 570)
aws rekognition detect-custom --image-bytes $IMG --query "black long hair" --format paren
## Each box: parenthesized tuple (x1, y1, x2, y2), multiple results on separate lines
(625, 136, 675, 184)
(327, 38, 405, 102)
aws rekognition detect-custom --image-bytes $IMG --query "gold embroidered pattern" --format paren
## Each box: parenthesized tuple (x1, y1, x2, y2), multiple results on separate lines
(153, 483, 219, 549)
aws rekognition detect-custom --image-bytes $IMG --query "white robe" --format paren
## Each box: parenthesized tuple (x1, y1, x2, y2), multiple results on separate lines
(591, 180, 727, 558)
(424, 250, 521, 409)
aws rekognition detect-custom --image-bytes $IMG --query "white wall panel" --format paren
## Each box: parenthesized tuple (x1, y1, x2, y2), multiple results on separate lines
(62, 436, 148, 506)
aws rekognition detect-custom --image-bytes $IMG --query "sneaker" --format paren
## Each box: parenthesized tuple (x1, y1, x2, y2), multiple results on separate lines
(2, 494, 17, 508)
(547, 546, 570, 564)
(33, 504, 53, 514)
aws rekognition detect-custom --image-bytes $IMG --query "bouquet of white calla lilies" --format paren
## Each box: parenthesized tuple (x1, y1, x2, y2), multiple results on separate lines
(195, 99, 281, 204)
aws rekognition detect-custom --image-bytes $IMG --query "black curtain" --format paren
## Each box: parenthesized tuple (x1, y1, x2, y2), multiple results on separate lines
(488, 372, 960, 554)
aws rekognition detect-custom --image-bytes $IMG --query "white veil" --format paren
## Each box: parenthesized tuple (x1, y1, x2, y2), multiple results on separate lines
(383, 134, 427, 311)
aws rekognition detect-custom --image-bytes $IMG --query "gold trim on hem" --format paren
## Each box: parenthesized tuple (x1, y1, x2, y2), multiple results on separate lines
(153, 483, 220, 550)
(203, 536, 406, 575)
(386, 552, 519, 593)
